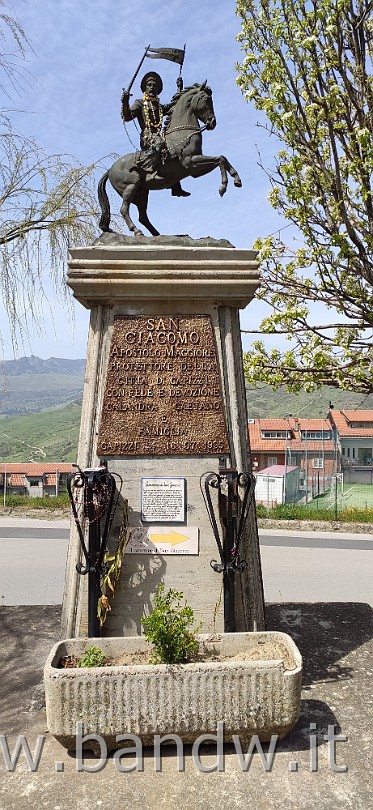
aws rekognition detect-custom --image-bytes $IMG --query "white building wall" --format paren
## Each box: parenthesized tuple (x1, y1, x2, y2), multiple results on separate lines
(256, 475, 283, 505)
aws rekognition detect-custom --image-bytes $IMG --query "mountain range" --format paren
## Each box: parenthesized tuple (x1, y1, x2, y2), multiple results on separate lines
(0, 355, 85, 416)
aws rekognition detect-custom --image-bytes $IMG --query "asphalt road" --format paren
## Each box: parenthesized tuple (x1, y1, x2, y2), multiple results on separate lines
(0, 520, 372, 606)
(0, 522, 69, 606)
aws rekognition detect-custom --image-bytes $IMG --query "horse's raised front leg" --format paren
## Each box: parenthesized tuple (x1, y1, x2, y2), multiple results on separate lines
(184, 154, 242, 197)
(222, 156, 242, 189)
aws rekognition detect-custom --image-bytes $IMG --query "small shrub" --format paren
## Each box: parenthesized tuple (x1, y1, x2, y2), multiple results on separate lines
(142, 584, 202, 664)
(77, 645, 106, 668)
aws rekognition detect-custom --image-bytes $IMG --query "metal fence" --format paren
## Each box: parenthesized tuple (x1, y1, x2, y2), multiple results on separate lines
(308, 477, 373, 517)
(256, 472, 373, 518)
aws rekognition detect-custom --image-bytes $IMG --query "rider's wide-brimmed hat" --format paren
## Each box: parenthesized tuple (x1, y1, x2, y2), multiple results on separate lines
(141, 71, 163, 94)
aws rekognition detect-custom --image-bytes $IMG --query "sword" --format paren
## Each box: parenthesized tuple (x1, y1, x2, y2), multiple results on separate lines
(123, 44, 151, 96)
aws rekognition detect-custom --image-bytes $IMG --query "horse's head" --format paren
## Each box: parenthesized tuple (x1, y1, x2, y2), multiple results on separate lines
(164, 82, 217, 133)
(190, 81, 216, 130)
(164, 81, 216, 137)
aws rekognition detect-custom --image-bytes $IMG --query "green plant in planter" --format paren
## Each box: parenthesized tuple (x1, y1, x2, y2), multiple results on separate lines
(77, 645, 107, 668)
(142, 584, 202, 664)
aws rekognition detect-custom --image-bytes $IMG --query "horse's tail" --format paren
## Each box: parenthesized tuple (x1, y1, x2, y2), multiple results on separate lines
(97, 170, 111, 231)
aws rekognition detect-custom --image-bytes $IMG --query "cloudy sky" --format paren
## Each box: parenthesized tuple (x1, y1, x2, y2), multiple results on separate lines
(1, 0, 285, 360)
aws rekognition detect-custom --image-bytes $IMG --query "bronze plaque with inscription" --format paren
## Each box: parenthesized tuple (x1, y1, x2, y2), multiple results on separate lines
(98, 315, 230, 456)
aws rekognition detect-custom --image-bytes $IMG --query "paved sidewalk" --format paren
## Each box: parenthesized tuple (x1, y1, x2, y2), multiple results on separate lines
(259, 527, 373, 542)
(0, 601, 372, 809)
(0, 517, 69, 530)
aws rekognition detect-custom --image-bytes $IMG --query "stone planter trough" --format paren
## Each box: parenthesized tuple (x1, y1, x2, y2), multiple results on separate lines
(44, 632, 302, 751)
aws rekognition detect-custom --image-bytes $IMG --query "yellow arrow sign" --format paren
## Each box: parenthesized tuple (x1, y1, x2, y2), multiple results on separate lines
(149, 530, 189, 546)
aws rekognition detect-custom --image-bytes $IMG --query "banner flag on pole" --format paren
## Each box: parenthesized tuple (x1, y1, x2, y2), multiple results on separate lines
(146, 47, 185, 65)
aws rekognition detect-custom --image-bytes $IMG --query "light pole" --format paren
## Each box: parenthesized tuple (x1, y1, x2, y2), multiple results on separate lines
(283, 415, 292, 505)
(284, 433, 288, 504)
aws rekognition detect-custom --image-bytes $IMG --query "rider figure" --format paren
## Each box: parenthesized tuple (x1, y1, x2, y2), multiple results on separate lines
(121, 71, 190, 197)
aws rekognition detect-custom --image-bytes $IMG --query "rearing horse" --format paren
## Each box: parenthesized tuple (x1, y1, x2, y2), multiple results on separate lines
(97, 82, 242, 237)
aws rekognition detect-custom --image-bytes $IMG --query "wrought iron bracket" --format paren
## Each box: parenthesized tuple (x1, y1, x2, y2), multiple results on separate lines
(67, 461, 117, 636)
(201, 466, 255, 631)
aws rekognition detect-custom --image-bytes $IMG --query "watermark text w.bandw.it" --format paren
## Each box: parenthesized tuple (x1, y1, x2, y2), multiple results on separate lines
(0, 723, 348, 773)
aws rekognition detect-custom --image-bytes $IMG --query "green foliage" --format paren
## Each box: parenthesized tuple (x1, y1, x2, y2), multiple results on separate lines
(3, 494, 69, 509)
(256, 503, 373, 523)
(142, 584, 202, 664)
(77, 646, 107, 668)
(236, 0, 373, 394)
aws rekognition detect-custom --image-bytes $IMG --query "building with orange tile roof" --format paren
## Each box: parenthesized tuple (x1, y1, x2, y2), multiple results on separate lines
(328, 409, 373, 483)
(0, 462, 74, 498)
(248, 416, 337, 496)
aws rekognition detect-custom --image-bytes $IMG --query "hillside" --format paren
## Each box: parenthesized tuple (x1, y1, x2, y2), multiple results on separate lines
(0, 402, 81, 462)
(245, 384, 373, 418)
(1, 355, 372, 462)
(0, 355, 85, 415)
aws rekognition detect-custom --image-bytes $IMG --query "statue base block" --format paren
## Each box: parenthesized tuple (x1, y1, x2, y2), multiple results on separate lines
(61, 241, 265, 638)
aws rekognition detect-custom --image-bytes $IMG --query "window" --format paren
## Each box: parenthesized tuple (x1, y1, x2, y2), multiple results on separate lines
(358, 447, 373, 464)
(267, 456, 278, 466)
(312, 458, 323, 468)
(261, 431, 291, 439)
(29, 479, 40, 487)
(349, 421, 373, 429)
(301, 430, 332, 439)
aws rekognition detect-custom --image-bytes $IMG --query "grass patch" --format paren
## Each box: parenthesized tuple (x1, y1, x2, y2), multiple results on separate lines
(256, 502, 373, 523)
(3, 494, 70, 510)
(2, 494, 372, 522)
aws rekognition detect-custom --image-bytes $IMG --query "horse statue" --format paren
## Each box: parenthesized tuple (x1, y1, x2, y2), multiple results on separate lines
(97, 82, 242, 237)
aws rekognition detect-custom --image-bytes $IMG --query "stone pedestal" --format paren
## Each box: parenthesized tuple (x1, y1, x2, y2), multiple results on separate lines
(61, 241, 265, 638)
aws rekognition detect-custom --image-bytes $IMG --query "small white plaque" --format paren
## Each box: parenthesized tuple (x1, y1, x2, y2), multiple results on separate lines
(141, 477, 186, 523)
(126, 527, 199, 555)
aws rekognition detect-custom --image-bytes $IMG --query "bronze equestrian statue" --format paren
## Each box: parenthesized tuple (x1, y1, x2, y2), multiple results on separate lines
(98, 74, 242, 237)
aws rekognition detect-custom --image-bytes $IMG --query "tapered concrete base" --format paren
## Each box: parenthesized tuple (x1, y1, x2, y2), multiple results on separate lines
(61, 240, 265, 638)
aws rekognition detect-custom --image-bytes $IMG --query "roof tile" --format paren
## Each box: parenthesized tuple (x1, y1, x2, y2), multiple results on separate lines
(329, 410, 373, 437)
(1, 462, 74, 475)
(256, 464, 298, 476)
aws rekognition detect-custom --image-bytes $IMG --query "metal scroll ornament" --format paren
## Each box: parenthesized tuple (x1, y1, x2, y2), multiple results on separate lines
(201, 467, 256, 633)
(67, 463, 117, 637)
